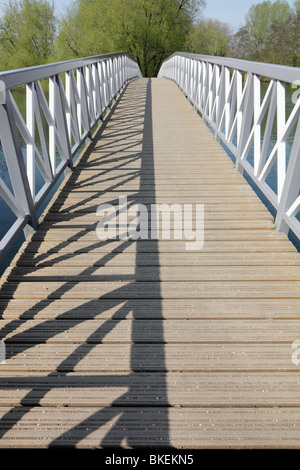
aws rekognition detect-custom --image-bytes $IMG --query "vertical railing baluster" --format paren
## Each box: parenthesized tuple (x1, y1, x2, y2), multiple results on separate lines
(103, 60, 109, 109)
(56, 75, 73, 171)
(214, 65, 221, 138)
(224, 67, 230, 139)
(26, 82, 35, 197)
(93, 62, 100, 119)
(34, 83, 52, 181)
(97, 61, 105, 115)
(253, 74, 261, 176)
(216, 66, 225, 135)
(0, 93, 38, 233)
(277, 80, 286, 200)
(236, 70, 243, 148)
(236, 72, 254, 173)
(78, 66, 91, 139)
(65, 71, 72, 144)
(275, 116, 300, 233)
(49, 76, 56, 174)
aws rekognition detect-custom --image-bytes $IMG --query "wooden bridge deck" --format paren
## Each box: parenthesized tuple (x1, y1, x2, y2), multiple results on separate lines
(0, 77, 299, 448)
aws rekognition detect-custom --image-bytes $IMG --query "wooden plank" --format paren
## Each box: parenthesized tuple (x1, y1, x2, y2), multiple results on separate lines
(5, 265, 300, 282)
(23, 239, 297, 253)
(1, 319, 300, 343)
(0, 372, 299, 408)
(14, 252, 300, 268)
(70, 166, 238, 174)
(1, 281, 300, 299)
(50, 204, 268, 216)
(1, 343, 297, 372)
(28, 229, 288, 242)
(0, 406, 299, 448)
(50, 202, 274, 217)
(1, 298, 299, 320)
(68, 179, 249, 185)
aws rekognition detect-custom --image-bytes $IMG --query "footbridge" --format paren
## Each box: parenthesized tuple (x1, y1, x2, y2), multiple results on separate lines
(0, 52, 299, 448)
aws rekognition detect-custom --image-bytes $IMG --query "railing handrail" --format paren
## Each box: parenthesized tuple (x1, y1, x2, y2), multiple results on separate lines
(0, 52, 142, 265)
(160, 52, 300, 84)
(0, 52, 132, 89)
(158, 53, 300, 242)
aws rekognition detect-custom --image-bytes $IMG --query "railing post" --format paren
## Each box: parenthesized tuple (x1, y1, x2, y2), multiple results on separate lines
(223, 67, 230, 140)
(65, 71, 72, 144)
(56, 75, 73, 172)
(214, 65, 221, 140)
(0, 95, 38, 234)
(207, 63, 213, 120)
(253, 74, 261, 176)
(236, 72, 254, 174)
(277, 80, 286, 200)
(202, 62, 208, 122)
(275, 116, 300, 233)
(77, 66, 92, 141)
(49, 76, 56, 174)
(97, 61, 105, 116)
(85, 64, 95, 124)
(193, 60, 200, 110)
(236, 70, 243, 147)
(26, 82, 35, 197)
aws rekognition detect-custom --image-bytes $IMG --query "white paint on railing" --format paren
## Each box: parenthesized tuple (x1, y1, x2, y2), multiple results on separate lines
(0, 53, 142, 262)
(158, 52, 300, 240)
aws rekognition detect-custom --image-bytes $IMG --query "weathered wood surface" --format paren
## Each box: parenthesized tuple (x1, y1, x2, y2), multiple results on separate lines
(0, 78, 299, 449)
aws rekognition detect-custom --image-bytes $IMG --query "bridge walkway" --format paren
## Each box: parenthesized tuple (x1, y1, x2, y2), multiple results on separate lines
(0, 77, 299, 448)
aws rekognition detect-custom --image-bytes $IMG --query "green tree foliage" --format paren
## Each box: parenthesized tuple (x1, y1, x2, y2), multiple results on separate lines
(54, 0, 206, 77)
(53, 0, 116, 60)
(0, 0, 56, 71)
(294, 0, 300, 12)
(245, 0, 292, 51)
(229, 26, 256, 60)
(116, 0, 203, 76)
(186, 19, 231, 56)
(263, 10, 300, 66)
(230, 0, 300, 66)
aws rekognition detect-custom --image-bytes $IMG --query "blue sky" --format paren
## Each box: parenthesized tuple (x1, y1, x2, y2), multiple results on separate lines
(0, 0, 298, 30)
(203, 0, 296, 30)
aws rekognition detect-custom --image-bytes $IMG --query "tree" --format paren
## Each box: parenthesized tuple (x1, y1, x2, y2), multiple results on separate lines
(54, 0, 206, 77)
(295, 0, 300, 12)
(53, 0, 116, 60)
(262, 9, 300, 66)
(186, 19, 231, 56)
(229, 0, 300, 66)
(229, 26, 256, 60)
(245, 0, 292, 51)
(0, 0, 56, 71)
(115, 0, 203, 76)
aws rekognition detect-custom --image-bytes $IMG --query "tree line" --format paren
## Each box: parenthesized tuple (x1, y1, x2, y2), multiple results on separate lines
(230, 0, 300, 67)
(0, 0, 299, 76)
(0, 0, 206, 76)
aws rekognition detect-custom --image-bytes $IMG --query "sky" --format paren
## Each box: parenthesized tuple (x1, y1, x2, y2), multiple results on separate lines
(0, 0, 298, 30)
(203, 0, 296, 30)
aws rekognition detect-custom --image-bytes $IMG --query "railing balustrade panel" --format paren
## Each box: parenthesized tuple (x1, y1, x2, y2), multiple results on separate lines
(159, 53, 300, 241)
(0, 53, 141, 262)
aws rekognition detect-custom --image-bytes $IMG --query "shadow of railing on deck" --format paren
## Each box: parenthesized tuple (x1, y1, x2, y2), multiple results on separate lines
(0, 78, 170, 447)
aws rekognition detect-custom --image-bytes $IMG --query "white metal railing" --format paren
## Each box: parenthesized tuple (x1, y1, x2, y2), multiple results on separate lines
(158, 52, 300, 241)
(0, 53, 142, 262)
